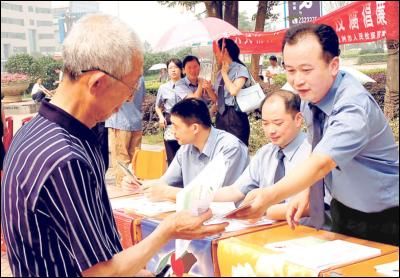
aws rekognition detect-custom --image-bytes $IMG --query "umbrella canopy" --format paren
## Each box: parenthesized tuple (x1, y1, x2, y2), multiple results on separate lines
(154, 17, 242, 52)
(281, 66, 376, 93)
(148, 63, 167, 71)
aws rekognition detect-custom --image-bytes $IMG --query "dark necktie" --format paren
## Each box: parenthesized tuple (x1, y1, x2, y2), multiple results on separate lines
(308, 103, 326, 230)
(274, 149, 285, 183)
(217, 77, 225, 115)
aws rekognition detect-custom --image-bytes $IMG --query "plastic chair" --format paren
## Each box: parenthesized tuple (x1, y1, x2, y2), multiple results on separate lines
(131, 147, 167, 180)
(21, 116, 33, 126)
(3, 116, 13, 152)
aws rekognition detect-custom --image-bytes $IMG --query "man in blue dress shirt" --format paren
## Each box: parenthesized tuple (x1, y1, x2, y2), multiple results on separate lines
(123, 98, 249, 201)
(229, 23, 398, 246)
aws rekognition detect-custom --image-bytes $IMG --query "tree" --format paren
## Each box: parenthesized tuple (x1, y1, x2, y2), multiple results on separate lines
(239, 11, 254, 31)
(4, 54, 62, 88)
(384, 40, 399, 120)
(4, 53, 35, 75)
(143, 41, 153, 53)
(158, 1, 239, 27)
(250, 1, 279, 81)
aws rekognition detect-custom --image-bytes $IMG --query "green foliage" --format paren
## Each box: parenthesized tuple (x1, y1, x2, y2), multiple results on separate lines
(142, 131, 164, 145)
(341, 49, 361, 58)
(360, 68, 386, 75)
(357, 53, 387, 65)
(4, 53, 62, 89)
(359, 48, 384, 55)
(239, 11, 254, 31)
(389, 118, 399, 146)
(4, 53, 35, 75)
(31, 56, 63, 89)
(143, 47, 191, 75)
(272, 73, 287, 87)
(145, 80, 161, 95)
(249, 115, 268, 155)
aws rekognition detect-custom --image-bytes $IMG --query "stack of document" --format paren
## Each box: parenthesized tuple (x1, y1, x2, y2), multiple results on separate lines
(110, 196, 176, 217)
(375, 260, 399, 277)
(265, 238, 381, 273)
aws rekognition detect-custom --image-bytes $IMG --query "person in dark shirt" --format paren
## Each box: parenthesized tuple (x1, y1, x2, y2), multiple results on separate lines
(1, 13, 227, 277)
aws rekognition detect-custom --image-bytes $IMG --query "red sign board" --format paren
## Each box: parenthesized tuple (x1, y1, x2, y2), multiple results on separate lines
(231, 1, 399, 54)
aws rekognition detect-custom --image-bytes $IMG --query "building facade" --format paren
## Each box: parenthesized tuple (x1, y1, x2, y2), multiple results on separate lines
(1, 1, 58, 61)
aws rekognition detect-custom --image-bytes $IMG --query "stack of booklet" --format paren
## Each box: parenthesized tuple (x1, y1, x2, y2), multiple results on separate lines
(265, 237, 382, 274)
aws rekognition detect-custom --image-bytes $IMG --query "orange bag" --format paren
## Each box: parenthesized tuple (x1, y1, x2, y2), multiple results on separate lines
(131, 148, 167, 180)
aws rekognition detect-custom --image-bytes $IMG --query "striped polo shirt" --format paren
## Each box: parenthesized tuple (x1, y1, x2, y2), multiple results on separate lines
(1, 101, 122, 277)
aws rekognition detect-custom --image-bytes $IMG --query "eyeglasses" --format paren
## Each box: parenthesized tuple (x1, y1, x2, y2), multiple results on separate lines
(81, 68, 139, 93)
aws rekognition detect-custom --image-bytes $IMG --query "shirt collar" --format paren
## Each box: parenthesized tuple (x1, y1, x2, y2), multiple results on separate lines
(39, 100, 98, 145)
(183, 76, 198, 87)
(195, 126, 217, 158)
(312, 70, 345, 116)
(273, 132, 306, 161)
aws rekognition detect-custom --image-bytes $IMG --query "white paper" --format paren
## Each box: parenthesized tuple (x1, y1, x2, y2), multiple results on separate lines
(282, 240, 381, 272)
(110, 196, 176, 217)
(175, 154, 227, 258)
(375, 260, 399, 277)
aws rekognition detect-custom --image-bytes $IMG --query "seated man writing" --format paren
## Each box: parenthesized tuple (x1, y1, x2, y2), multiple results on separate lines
(123, 98, 249, 201)
(214, 90, 319, 221)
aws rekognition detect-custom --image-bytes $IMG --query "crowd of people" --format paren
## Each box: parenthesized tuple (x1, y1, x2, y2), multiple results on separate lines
(1, 12, 398, 277)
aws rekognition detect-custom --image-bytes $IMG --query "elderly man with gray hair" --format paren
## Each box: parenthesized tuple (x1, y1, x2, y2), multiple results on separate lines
(1, 14, 227, 277)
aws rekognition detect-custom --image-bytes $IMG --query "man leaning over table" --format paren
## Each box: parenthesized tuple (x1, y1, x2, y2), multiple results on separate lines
(1, 14, 228, 277)
(214, 90, 331, 227)
(123, 98, 249, 202)
(228, 23, 399, 246)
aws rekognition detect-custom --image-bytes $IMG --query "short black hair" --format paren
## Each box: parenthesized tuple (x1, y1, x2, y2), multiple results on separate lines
(269, 55, 277, 61)
(171, 98, 212, 128)
(282, 23, 340, 63)
(182, 55, 200, 68)
(166, 58, 184, 78)
(261, 90, 301, 117)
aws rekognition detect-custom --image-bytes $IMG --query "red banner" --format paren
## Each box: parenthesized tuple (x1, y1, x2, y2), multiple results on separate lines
(231, 1, 399, 54)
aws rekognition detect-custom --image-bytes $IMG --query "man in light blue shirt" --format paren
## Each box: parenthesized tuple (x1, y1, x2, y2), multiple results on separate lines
(123, 98, 249, 201)
(230, 23, 398, 246)
(214, 90, 323, 221)
(106, 76, 145, 186)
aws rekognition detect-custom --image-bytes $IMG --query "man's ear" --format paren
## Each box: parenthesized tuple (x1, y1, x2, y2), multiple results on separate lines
(192, 123, 200, 134)
(87, 72, 109, 96)
(330, 56, 340, 76)
(295, 112, 304, 128)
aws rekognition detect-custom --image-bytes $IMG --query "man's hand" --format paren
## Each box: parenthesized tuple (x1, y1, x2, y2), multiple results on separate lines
(286, 189, 310, 230)
(159, 209, 228, 240)
(158, 116, 166, 129)
(121, 175, 142, 193)
(226, 188, 272, 220)
(142, 181, 178, 202)
(265, 70, 273, 78)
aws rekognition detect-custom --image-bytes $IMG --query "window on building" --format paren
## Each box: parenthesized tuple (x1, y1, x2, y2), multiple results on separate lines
(1, 17, 24, 26)
(1, 2, 23, 12)
(1, 32, 26, 40)
(30, 20, 34, 25)
(28, 6, 34, 12)
(28, 29, 37, 52)
(36, 20, 53, 27)
(38, 33, 54, 40)
(39, 47, 55, 53)
(35, 7, 51, 14)
(13, 47, 27, 53)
